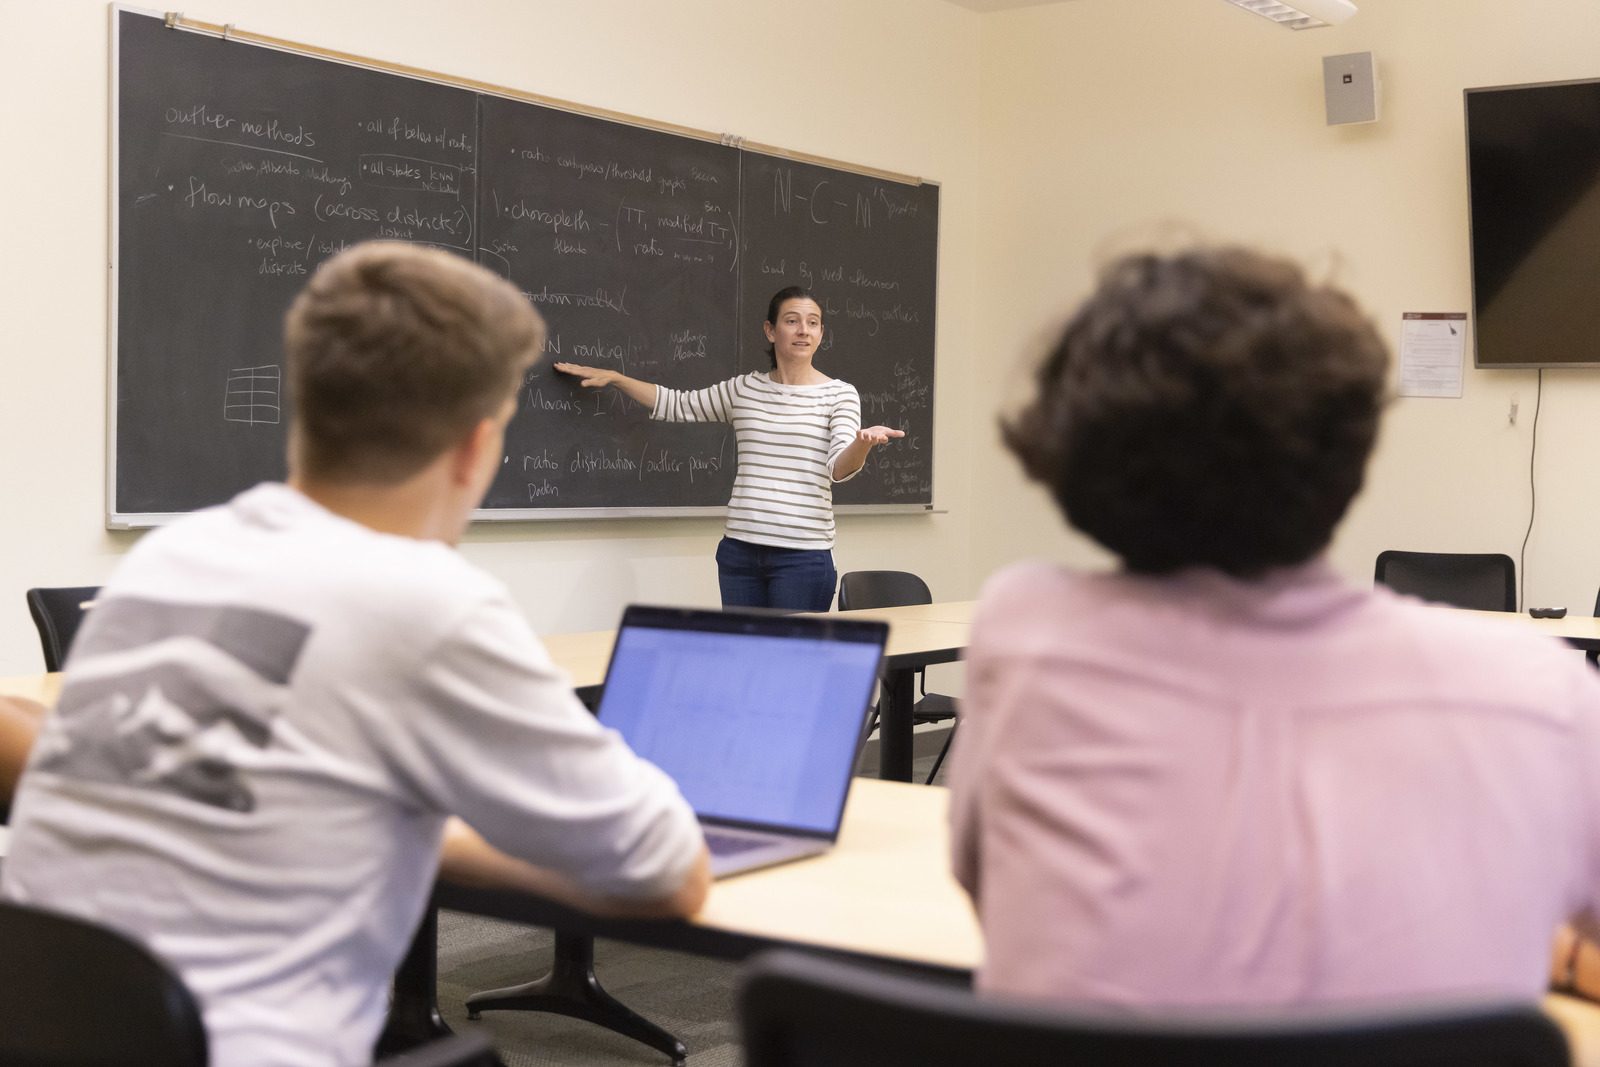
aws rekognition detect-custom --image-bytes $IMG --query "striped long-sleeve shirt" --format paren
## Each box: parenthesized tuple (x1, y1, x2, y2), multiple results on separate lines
(651, 372, 861, 549)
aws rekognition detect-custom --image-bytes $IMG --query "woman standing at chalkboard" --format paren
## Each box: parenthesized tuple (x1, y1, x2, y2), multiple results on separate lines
(555, 286, 902, 611)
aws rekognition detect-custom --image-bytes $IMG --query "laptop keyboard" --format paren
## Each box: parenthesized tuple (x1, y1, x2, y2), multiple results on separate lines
(705, 831, 770, 857)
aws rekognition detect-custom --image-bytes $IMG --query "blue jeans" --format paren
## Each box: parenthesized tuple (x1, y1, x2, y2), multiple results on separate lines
(716, 537, 837, 612)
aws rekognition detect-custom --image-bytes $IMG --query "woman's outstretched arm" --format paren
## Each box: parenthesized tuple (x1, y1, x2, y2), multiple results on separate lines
(553, 363, 658, 408)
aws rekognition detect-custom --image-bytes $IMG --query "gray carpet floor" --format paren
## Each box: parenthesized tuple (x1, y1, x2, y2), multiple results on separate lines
(435, 914, 744, 1067)
(429, 724, 955, 1066)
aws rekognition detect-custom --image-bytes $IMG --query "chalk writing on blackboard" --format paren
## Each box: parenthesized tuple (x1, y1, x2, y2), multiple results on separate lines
(222, 366, 281, 426)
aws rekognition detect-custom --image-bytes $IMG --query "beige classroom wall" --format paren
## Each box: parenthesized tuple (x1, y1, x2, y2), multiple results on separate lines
(0, 0, 980, 675)
(972, 0, 1600, 612)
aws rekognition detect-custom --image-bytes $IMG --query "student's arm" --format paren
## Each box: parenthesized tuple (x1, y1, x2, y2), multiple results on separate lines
(552, 363, 658, 408)
(0, 695, 47, 805)
(439, 817, 711, 918)
(1559, 667, 1600, 1000)
(390, 595, 707, 909)
(1551, 924, 1600, 1001)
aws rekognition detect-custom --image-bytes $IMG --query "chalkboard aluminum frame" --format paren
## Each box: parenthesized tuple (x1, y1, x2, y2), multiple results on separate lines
(106, 4, 939, 527)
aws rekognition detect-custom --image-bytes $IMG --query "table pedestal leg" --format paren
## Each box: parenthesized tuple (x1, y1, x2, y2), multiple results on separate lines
(377, 905, 453, 1057)
(465, 931, 687, 1066)
(878, 667, 915, 783)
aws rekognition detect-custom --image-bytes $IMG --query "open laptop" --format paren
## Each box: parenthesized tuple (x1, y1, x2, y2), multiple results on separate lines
(595, 605, 889, 878)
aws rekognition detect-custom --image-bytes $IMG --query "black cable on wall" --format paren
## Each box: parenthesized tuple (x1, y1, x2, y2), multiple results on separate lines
(1518, 368, 1543, 613)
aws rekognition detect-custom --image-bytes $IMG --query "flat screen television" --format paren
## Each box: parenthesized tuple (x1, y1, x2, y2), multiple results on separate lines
(1466, 77, 1600, 368)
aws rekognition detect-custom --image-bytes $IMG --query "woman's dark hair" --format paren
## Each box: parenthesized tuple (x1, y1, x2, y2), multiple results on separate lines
(1002, 247, 1389, 577)
(763, 286, 822, 370)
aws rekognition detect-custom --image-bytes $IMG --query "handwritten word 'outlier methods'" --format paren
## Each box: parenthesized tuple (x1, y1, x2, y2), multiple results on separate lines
(166, 104, 317, 148)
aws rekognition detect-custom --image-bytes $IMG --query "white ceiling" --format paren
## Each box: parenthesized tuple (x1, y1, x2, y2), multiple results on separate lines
(940, 0, 1075, 12)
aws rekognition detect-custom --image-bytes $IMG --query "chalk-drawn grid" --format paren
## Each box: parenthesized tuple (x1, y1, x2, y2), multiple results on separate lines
(223, 365, 281, 425)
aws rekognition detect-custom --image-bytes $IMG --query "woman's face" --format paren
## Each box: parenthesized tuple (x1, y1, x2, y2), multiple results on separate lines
(764, 298, 824, 361)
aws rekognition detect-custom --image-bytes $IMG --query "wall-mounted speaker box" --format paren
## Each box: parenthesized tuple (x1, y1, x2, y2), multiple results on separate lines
(1324, 52, 1378, 125)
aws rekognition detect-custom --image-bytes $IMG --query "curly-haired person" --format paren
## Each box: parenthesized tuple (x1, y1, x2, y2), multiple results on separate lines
(949, 247, 1600, 1008)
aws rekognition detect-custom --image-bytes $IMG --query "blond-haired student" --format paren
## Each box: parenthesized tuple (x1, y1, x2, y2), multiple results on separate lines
(3, 243, 708, 1067)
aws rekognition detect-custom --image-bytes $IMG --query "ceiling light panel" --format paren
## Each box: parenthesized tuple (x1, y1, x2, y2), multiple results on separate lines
(1220, 0, 1357, 30)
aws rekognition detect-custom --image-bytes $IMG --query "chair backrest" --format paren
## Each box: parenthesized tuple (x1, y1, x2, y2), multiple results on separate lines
(24, 585, 101, 672)
(837, 571, 933, 611)
(739, 950, 1567, 1067)
(1373, 552, 1516, 613)
(0, 899, 208, 1067)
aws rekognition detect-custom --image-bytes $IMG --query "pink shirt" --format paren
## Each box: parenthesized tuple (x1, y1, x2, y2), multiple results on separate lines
(950, 559, 1600, 1006)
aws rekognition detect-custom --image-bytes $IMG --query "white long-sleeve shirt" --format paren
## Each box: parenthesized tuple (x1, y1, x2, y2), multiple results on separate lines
(651, 371, 861, 550)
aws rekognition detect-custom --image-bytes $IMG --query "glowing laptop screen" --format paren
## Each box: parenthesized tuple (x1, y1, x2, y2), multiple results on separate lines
(598, 620, 882, 834)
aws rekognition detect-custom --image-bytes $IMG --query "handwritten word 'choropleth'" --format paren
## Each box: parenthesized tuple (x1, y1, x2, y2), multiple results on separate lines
(502, 199, 592, 235)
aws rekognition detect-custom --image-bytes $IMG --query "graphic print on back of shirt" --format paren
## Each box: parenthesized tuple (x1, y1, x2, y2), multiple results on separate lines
(31, 597, 310, 812)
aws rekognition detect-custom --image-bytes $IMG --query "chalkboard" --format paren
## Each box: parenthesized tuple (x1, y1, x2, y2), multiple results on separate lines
(110, 8, 938, 524)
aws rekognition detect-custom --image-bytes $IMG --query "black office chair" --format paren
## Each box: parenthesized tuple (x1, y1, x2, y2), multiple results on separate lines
(0, 898, 502, 1067)
(25, 585, 102, 672)
(0, 898, 209, 1067)
(838, 570, 958, 785)
(739, 949, 1568, 1067)
(1373, 552, 1516, 613)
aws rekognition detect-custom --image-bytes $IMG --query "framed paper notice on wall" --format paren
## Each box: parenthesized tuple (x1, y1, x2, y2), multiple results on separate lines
(1398, 313, 1467, 398)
